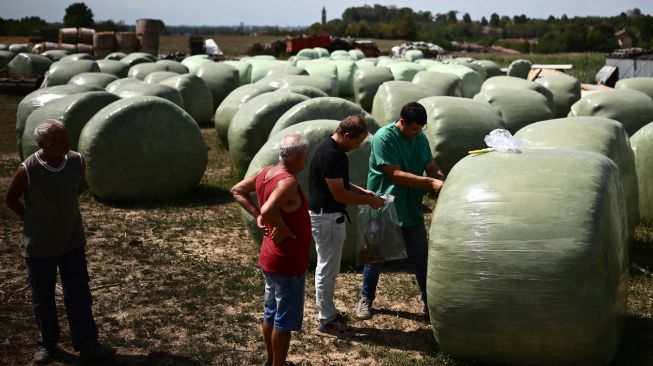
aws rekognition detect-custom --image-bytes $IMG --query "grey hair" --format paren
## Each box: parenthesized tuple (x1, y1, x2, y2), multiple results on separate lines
(34, 119, 65, 145)
(278, 134, 308, 161)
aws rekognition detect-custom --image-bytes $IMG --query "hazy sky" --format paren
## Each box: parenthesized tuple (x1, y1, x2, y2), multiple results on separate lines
(4, 0, 653, 27)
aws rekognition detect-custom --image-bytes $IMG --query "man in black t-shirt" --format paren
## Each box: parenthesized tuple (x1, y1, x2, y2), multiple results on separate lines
(309, 115, 384, 338)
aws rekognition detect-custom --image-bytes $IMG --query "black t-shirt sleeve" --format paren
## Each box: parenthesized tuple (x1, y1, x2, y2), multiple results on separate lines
(320, 151, 347, 179)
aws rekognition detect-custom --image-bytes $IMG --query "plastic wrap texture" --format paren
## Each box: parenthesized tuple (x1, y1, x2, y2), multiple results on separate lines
(473, 88, 553, 134)
(615, 77, 653, 100)
(516, 116, 639, 233)
(248, 59, 290, 83)
(404, 50, 424, 62)
(15, 85, 102, 159)
(568, 89, 653, 136)
(535, 74, 581, 118)
(279, 85, 328, 99)
(68, 72, 119, 89)
(272, 97, 380, 137)
(119, 52, 156, 67)
(0, 50, 15, 69)
(96, 59, 130, 78)
(143, 71, 180, 84)
(155, 60, 189, 74)
(228, 91, 309, 173)
(353, 67, 394, 112)
(41, 50, 71, 62)
(44, 60, 100, 86)
(194, 62, 239, 112)
(427, 63, 482, 98)
(256, 74, 338, 97)
(22, 91, 120, 157)
(476, 60, 502, 78)
(631, 122, 653, 222)
(428, 149, 628, 365)
(372, 81, 436, 125)
(104, 52, 127, 61)
(7, 53, 52, 76)
(481, 76, 554, 109)
(243, 119, 372, 264)
(418, 96, 506, 174)
(159, 74, 213, 126)
(412, 71, 463, 97)
(223, 60, 252, 85)
(127, 62, 169, 80)
(388, 62, 425, 82)
(328, 60, 358, 97)
(180, 55, 212, 75)
(109, 81, 185, 110)
(507, 58, 532, 79)
(78, 96, 207, 201)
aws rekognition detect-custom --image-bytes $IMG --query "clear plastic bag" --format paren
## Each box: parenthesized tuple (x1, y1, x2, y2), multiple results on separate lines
(469, 128, 529, 154)
(356, 194, 407, 266)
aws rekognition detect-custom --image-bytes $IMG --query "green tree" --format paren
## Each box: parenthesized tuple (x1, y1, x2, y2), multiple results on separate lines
(63, 2, 94, 27)
(463, 13, 472, 23)
(490, 13, 500, 27)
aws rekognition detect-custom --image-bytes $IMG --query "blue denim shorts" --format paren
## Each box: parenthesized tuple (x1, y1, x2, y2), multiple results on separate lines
(262, 270, 305, 332)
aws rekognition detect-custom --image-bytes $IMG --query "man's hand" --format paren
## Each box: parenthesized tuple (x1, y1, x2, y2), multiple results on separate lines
(256, 214, 269, 236)
(270, 225, 295, 244)
(368, 194, 385, 209)
(430, 178, 444, 193)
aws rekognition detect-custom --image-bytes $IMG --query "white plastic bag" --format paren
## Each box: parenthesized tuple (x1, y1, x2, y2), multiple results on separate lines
(469, 128, 529, 154)
(356, 194, 407, 265)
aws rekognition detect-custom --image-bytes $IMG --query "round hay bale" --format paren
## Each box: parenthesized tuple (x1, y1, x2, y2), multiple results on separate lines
(266, 65, 307, 77)
(127, 62, 169, 80)
(473, 87, 553, 133)
(631, 121, 653, 222)
(68, 72, 119, 89)
(78, 96, 208, 202)
(404, 50, 424, 62)
(249, 59, 291, 83)
(482, 76, 554, 108)
(271, 96, 380, 137)
(115, 32, 138, 53)
(516, 116, 639, 233)
(156, 60, 188, 74)
(7, 53, 52, 76)
(60, 53, 95, 62)
(416, 59, 443, 69)
(330, 50, 351, 60)
(181, 54, 212, 75)
(223, 60, 252, 85)
(348, 49, 365, 60)
(297, 48, 318, 59)
(214, 83, 276, 149)
(303, 62, 338, 86)
(16, 84, 102, 159)
(159, 74, 214, 125)
(418, 96, 506, 174)
(427, 63, 482, 98)
(194, 62, 239, 111)
(388, 62, 426, 82)
(278, 85, 328, 99)
(43, 59, 100, 87)
(449, 58, 487, 80)
(93, 32, 115, 50)
(412, 70, 463, 97)
(58, 43, 77, 53)
(371, 80, 436, 125)
(143, 71, 180, 84)
(119, 52, 156, 67)
(314, 47, 329, 58)
(353, 67, 395, 112)
(136, 19, 162, 34)
(243, 119, 371, 264)
(109, 80, 185, 109)
(0, 43, 7, 51)
(59, 28, 78, 44)
(507, 58, 532, 79)
(0, 50, 15, 69)
(137, 33, 159, 52)
(104, 52, 127, 61)
(257, 74, 338, 97)
(76, 43, 94, 55)
(41, 50, 71, 62)
(228, 91, 309, 173)
(22, 91, 120, 157)
(355, 59, 376, 69)
(535, 73, 581, 118)
(329, 60, 358, 97)
(96, 59, 130, 78)
(105, 77, 144, 93)
(615, 77, 653, 100)
(569, 89, 653, 136)
(476, 59, 502, 78)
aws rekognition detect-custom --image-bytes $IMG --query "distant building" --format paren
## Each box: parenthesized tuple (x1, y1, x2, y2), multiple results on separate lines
(615, 28, 633, 49)
(322, 6, 326, 25)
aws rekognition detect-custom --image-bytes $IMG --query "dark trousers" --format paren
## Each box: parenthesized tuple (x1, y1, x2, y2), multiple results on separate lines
(25, 246, 98, 350)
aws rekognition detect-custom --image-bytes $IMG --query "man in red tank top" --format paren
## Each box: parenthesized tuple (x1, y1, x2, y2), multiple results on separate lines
(231, 134, 310, 366)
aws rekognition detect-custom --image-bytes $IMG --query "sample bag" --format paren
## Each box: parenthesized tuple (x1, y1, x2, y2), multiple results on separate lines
(356, 195, 407, 265)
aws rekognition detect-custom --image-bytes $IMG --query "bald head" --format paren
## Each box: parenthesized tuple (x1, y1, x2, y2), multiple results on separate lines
(279, 133, 309, 162)
(34, 119, 66, 146)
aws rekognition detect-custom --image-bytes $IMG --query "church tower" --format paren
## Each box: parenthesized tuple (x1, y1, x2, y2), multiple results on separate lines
(322, 6, 326, 25)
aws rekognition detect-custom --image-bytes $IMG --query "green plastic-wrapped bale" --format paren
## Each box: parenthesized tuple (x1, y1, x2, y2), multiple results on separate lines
(631, 122, 653, 222)
(243, 119, 372, 264)
(353, 67, 395, 112)
(427, 63, 482, 98)
(127, 62, 169, 80)
(16, 85, 102, 159)
(249, 59, 290, 83)
(105, 77, 144, 93)
(194, 62, 239, 112)
(223, 60, 252, 85)
(314, 47, 329, 58)
(449, 58, 487, 81)
(266, 65, 307, 77)
(228, 91, 309, 173)
(476, 60, 502, 78)
(303, 63, 338, 86)
(412, 71, 463, 97)
(109, 81, 185, 110)
(44, 60, 100, 86)
(297, 48, 318, 59)
(418, 96, 506, 174)
(22, 91, 120, 157)
(404, 50, 424, 62)
(143, 71, 180, 84)
(615, 77, 653, 100)
(271, 97, 381, 137)
(181, 54, 213, 75)
(156, 60, 189, 74)
(330, 50, 350, 60)
(159, 74, 213, 126)
(481, 76, 553, 108)
(7, 53, 52, 76)
(535, 74, 581, 118)
(372, 81, 436, 125)
(507, 58, 532, 79)
(214, 83, 276, 149)
(473, 88, 553, 133)
(348, 49, 365, 60)
(569, 89, 653, 136)
(516, 116, 639, 233)
(119, 52, 156, 67)
(279, 85, 328, 99)
(0, 50, 16, 69)
(257, 74, 338, 97)
(59, 53, 95, 62)
(9, 44, 28, 53)
(78, 96, 207, 201)
(428, 149, 628, 365)
(329, 60, 358, 97)
(68, 72, 119, 89)
(96, 59, 129, 78)
(41, 50, 70, 62)
(104, 52, 127, 61)
(388, 62, 426, 82)
(355, 59, 376, 69)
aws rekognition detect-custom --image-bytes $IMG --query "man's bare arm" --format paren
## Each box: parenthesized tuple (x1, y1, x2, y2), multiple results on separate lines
(381, 164, 442, 192)
(325, 178, 384, 209)
(5, 166, 28, 219)
(231, 175, 261, 219)
(260, 177, 297, 243)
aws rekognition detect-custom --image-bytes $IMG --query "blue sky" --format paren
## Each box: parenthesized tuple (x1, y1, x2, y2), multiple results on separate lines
(4, 0, 653, 26)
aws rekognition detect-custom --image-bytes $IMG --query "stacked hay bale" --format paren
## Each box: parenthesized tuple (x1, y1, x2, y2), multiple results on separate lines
(77, 27, 94, 54)
(58, 27, 78, 53)
(115, 32, 138, 54)
(135, 18, 161, 56)
(93, 32, 115, 59)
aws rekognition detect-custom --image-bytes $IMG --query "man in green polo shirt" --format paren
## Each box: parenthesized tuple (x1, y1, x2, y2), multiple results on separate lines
(355, 102, 445, 319)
